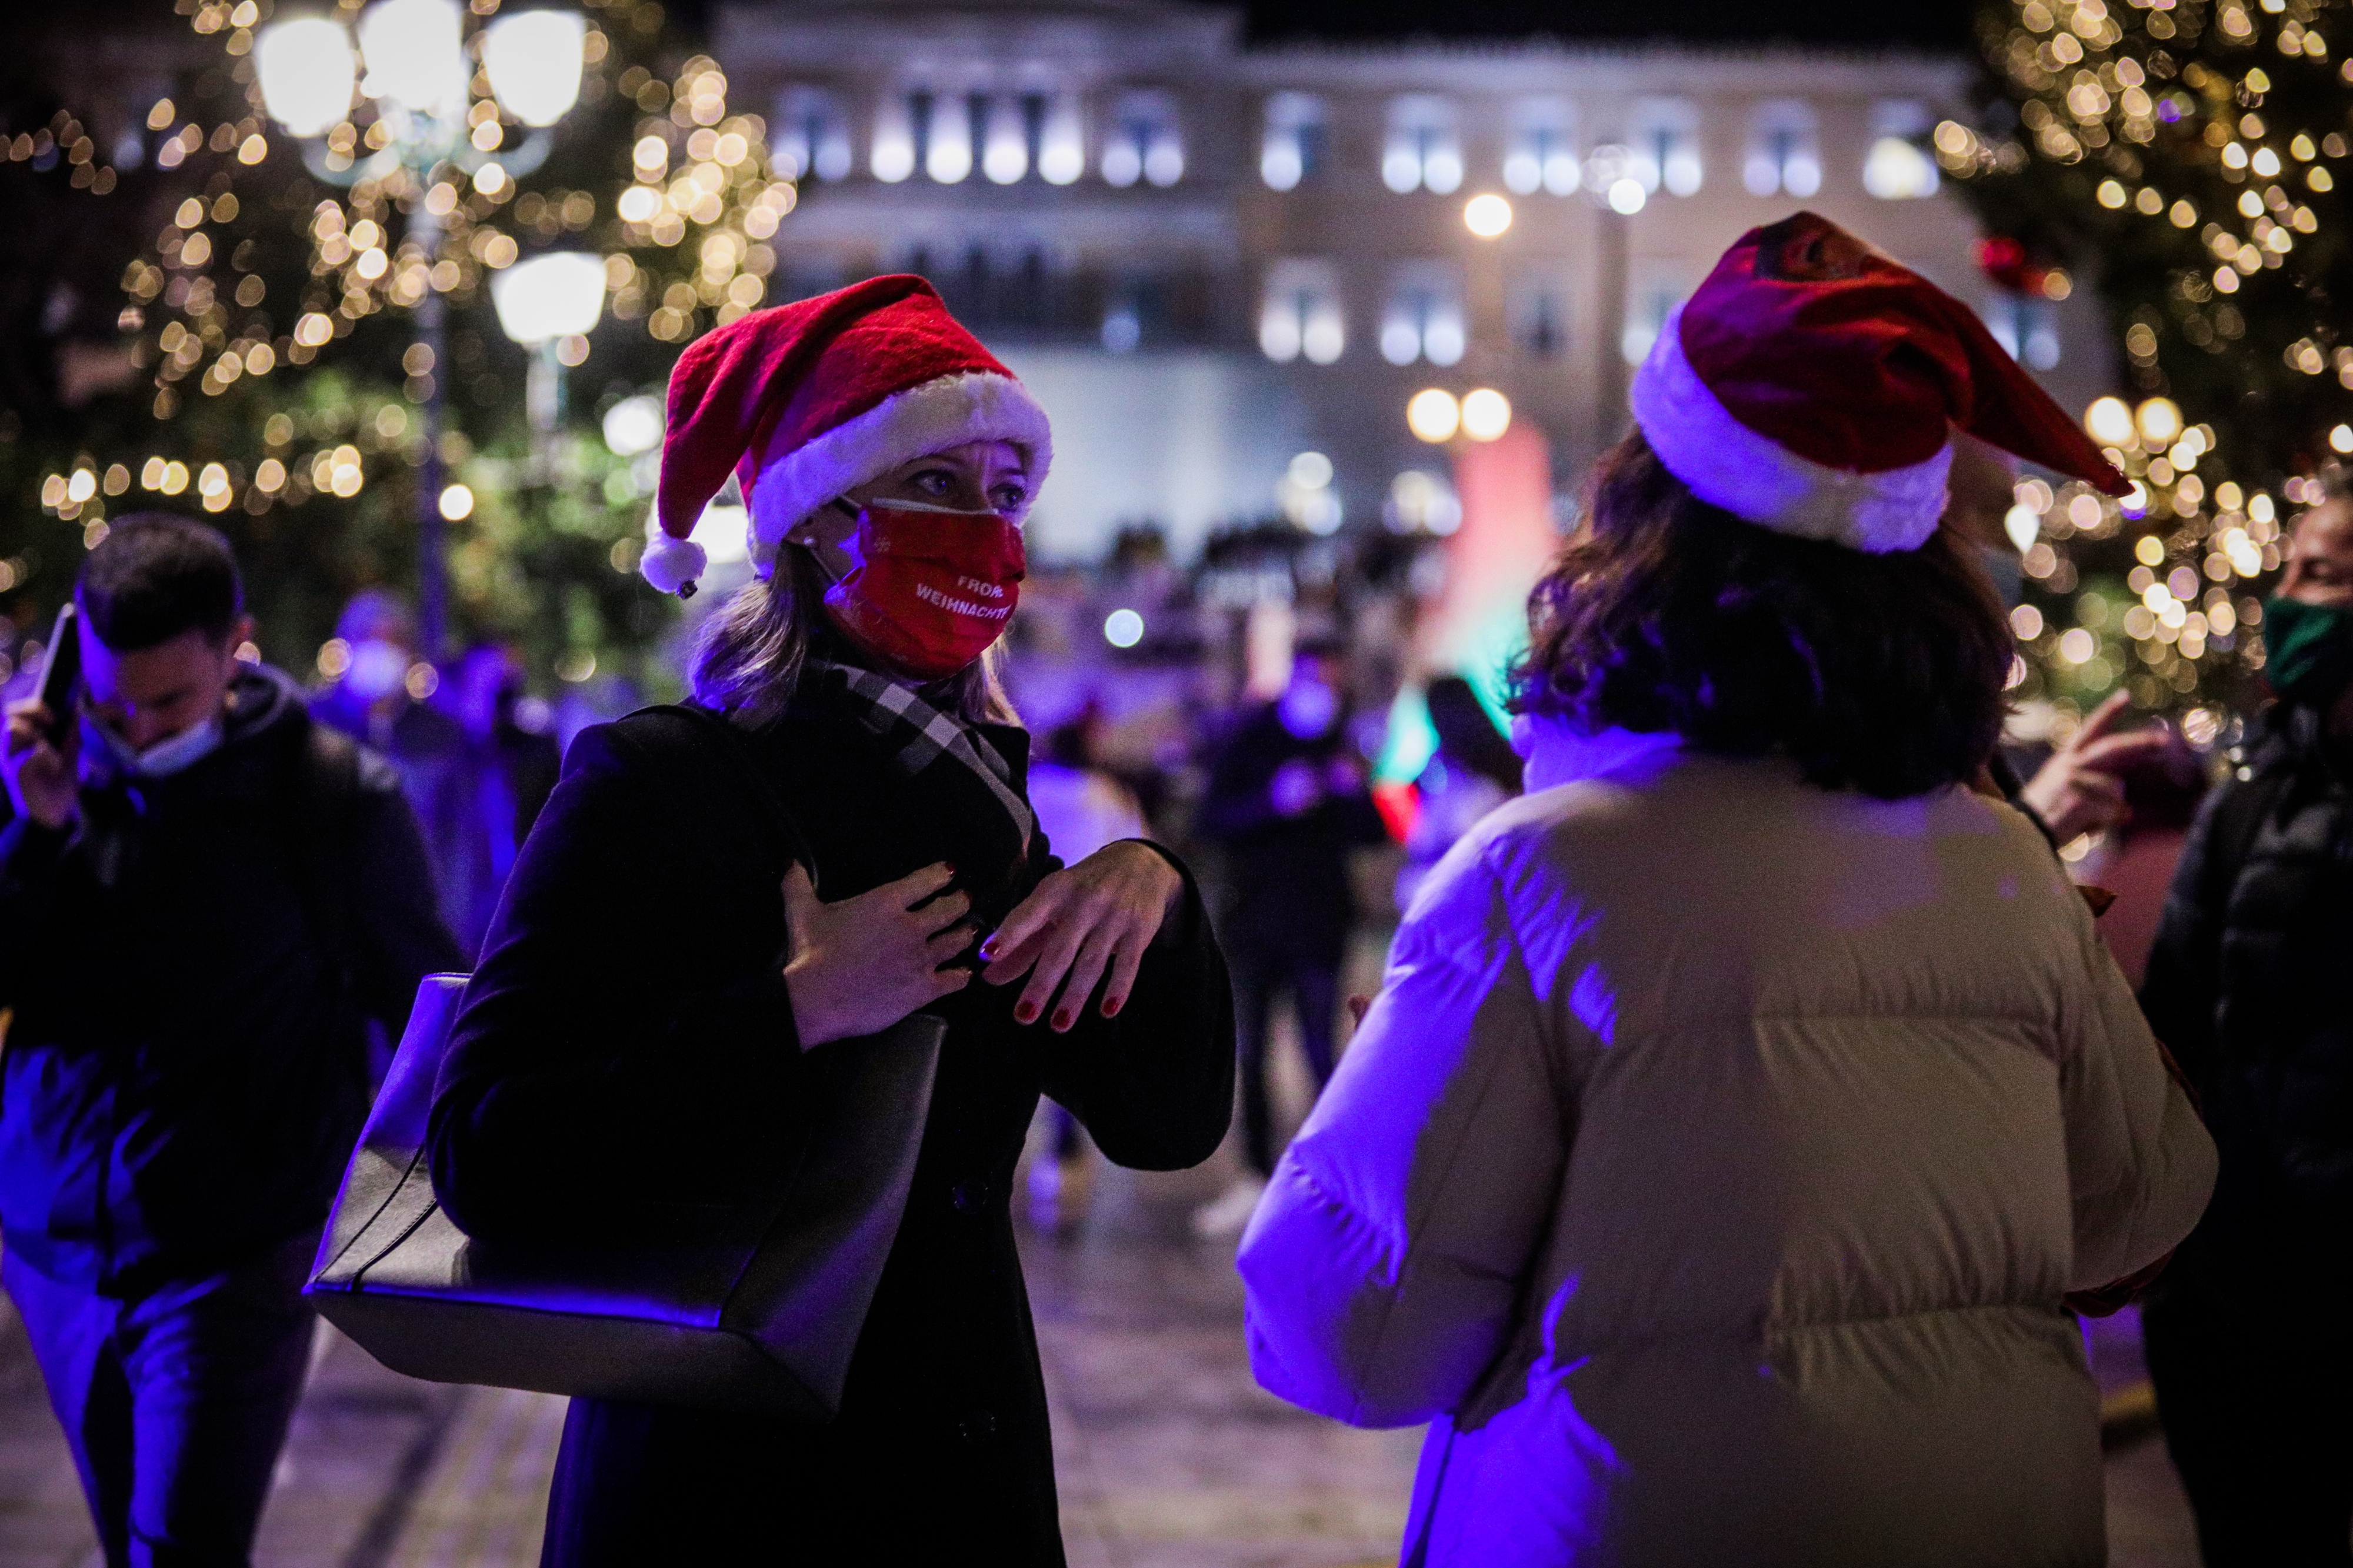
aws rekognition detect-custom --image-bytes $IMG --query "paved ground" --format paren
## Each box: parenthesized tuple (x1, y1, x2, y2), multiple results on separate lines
(0, 1017, 2204, 1568)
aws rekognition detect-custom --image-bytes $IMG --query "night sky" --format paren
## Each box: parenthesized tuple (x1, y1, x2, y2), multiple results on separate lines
(1242, 0, 1977, 51)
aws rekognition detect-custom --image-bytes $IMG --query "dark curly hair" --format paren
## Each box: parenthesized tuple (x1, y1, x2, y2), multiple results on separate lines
(1510, 431, 2012, 800)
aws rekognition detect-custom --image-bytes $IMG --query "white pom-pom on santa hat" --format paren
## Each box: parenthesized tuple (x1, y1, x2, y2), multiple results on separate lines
(642, 275, 1052, 597)
(638, 528, 708, 596)
(1628, 211, 2125, 552)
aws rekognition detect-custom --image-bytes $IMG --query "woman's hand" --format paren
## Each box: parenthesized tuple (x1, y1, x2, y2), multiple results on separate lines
(981, 841, 1184, 1031)
(781, 862, 974, 1049)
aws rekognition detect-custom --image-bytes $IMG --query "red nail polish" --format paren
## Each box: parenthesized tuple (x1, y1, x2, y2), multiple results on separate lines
(1016, 1001, 1038, 1023)
(1102, 995, 1124, 1017)
(1053, 1010, 1072, 1030)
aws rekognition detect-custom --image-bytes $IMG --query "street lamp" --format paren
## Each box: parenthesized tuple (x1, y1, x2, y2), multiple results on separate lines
(492, 251, 607, 436)
(253, 0, 588, 657)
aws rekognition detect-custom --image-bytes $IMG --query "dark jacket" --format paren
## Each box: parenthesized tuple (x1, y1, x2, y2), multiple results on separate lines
(2141, 702, 2353, 1305)
(1197, 702, 1388, 961)
(426, 670, 1234, 1566)
(0, 665, 462, 1294)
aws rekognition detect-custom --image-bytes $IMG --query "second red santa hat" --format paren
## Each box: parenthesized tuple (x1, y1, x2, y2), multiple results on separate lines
(1629, 211, 2125, 553)
(644, 274, 1052, 595)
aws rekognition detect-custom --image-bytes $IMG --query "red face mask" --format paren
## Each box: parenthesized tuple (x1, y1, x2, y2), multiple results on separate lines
(820, 501, 1026, 681)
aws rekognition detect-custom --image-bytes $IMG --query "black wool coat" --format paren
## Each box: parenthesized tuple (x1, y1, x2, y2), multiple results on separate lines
(426, 669, 1235, 1566)
(2141, 700, 2353, 1309)
(0, 665, 462, 1294)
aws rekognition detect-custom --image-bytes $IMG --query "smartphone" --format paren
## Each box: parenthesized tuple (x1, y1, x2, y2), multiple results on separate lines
(32, 602, 80, 743)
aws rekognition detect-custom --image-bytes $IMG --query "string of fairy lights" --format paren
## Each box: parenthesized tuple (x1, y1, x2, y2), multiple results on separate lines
(1938, 0, 2349, 720)
(32, 0, 787, 545)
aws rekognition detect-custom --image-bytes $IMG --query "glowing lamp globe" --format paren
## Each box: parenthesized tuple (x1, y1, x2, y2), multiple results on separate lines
(357, 0, 468, 118)
(255, 18, 358, 138)
(1461, 388, 1512, 442)
(1464, 193, 1513, 238)
(601, 393, 664, 457)
(492, 252, 606, 344)
(1407, 388, 1461, 443)
(2084, 396, 2137, 449)
(2135, 396, 2184, 449)
(483, 10, 586, 128)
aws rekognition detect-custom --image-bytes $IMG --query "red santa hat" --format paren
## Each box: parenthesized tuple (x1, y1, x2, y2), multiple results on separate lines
(642, 274, 1052, 595)
(1628, 211, 2125, 554)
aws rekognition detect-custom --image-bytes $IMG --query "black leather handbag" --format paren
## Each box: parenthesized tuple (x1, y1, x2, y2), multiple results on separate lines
(305, 706, 942, 1419)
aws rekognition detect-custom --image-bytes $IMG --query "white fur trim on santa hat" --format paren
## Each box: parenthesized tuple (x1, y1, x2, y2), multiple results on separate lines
(639, 528, 708, 595)
(1629, 303, 1952, 554)
(745, 371, 1053, 571)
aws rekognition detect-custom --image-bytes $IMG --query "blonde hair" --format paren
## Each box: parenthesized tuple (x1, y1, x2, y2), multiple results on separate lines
(689, 545, 1016, 728)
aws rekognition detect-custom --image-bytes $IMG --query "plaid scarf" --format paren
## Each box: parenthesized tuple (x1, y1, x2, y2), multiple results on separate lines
(810, 660, 1034, 847)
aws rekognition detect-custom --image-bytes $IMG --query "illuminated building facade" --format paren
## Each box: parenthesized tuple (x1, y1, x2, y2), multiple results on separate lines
(716, 0, 2108, 561)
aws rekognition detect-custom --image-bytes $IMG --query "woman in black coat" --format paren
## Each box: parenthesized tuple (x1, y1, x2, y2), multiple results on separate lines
(425, 278, 1235, 1564)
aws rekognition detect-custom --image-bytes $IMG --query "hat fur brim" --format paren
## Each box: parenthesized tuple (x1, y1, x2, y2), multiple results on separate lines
(745, 371, 1053, 566)
(1631, 303, 1951, 554)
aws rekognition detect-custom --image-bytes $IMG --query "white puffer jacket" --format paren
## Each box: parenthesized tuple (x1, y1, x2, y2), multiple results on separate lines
(1239, 725, 2215, 1568)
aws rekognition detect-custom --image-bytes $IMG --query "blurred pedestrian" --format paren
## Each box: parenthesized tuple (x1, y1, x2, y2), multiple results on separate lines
(427, 276, 1234, 1564)
(1395, 675, 1519, 913)
(1240, 215, 2215, 1567)
(312, 589, 468, 930)
(440, 643, 561, 957)
(1024, 705, 1151, 1229)
(2139, 475, 2353, 1566)
(1193, 640, 1387, 1239)
(0, 516, 461, 1567)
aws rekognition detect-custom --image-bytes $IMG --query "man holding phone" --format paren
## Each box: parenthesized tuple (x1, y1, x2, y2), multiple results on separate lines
(0, 515, 461, 1565)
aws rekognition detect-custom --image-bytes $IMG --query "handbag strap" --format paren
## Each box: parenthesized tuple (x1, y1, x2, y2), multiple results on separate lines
(655, 703, 825, 896)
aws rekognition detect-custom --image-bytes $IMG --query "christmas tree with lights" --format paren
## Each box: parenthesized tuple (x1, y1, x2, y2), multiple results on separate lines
(1942, 0, 2349, 724)
(4, 0, 795, 697)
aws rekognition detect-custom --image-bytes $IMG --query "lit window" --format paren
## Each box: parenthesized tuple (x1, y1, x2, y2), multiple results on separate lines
(1103, 91, 1182, 188)
(1262, 92, 1327, 191)
(981, 95, 1027, 185)
(1622, 269, 1694, 364)
(1744, 99, 1819, 198)
(1261, 258, 1345, 365)
(1381, 262, 1466, 367)
(1385, 95, 1462, 194)
(922, 90, 973, 184)
(1864, 100, 1940, 199)
(872, 92, 915, 182)
(1627, 98, 1702, 196)
(1983, 295, 2060, 369)
(1509, 271, 1568, 358)
(1038, 94, 1084, 185)
(774, 87, 851, 182)
(1503, 101, 1578, 196)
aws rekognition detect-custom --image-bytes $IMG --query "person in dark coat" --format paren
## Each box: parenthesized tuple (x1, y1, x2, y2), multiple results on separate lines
(1191, 640, 1387, 1237)
(312, 588, 471, 928)
(2139, 478, 2353, 1565)
(426, 277, 1234, 1566)
(438, 642, 561, 956)
(0, 515, 461, 1566)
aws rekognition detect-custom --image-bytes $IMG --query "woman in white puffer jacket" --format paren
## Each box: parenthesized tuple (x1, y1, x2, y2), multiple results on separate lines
(1238, 213, 2217, 1568)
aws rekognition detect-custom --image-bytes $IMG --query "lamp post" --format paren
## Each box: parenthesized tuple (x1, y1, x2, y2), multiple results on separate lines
(1579, 143, 1641, 455)
(490, 251, 608, 453)
(253, 0, 587, 658)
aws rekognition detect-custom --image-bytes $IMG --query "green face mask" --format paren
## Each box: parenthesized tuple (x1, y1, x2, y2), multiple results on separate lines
(2264, 595, 2353, 706)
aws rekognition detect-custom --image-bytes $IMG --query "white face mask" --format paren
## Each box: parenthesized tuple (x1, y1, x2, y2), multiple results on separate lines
(345, 639, 409, 702)
(94, 712, 225, 779)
